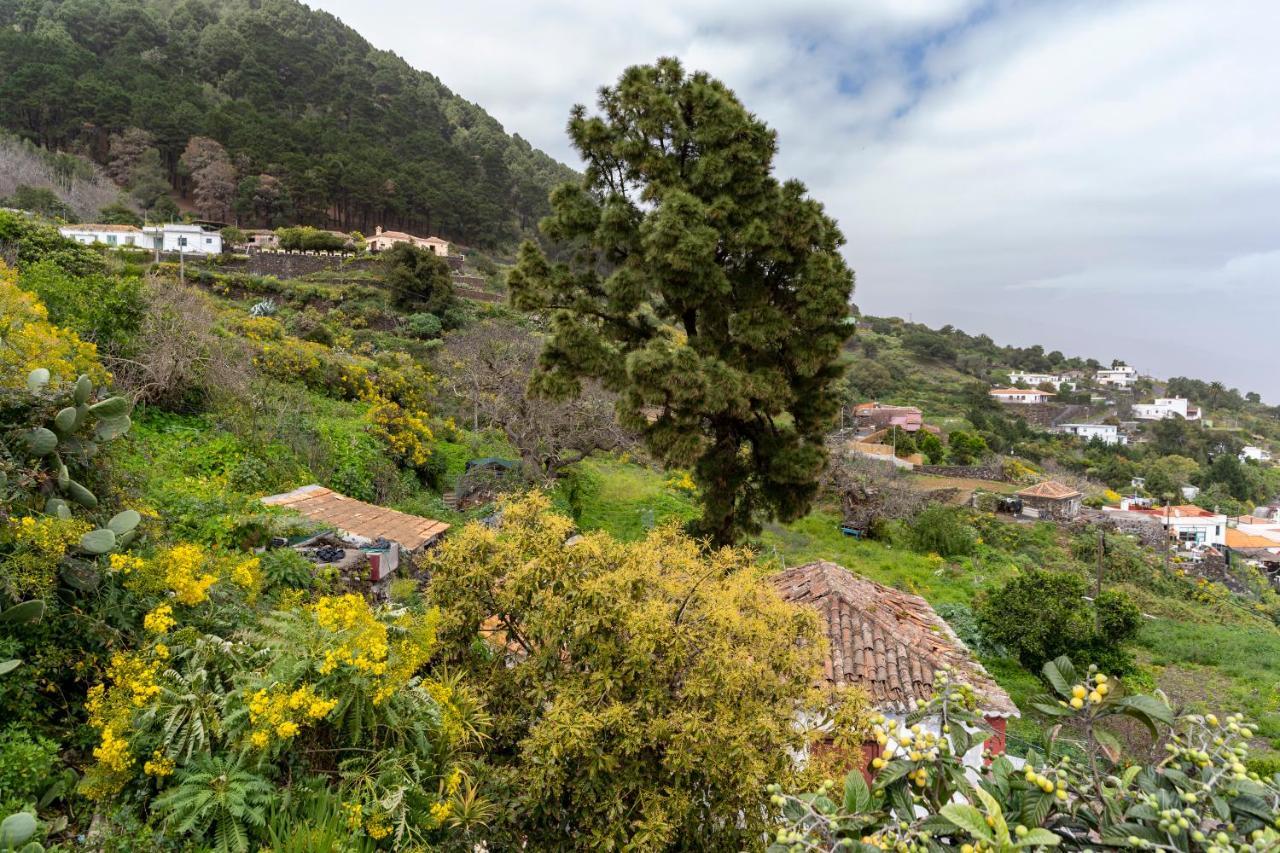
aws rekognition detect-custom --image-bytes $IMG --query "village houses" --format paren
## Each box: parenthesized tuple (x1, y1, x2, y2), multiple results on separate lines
(1241, 445, 1273, 463)
(1008, 371, 1076, 390)
(1132, 397, 1200, 421)
(59, 222, 223, 255)
(1057, 422, 1126, 445)
(1102, 500, 1227, 547)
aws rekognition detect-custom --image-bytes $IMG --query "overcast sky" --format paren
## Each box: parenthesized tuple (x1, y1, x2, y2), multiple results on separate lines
(312, 0, 1280, 401)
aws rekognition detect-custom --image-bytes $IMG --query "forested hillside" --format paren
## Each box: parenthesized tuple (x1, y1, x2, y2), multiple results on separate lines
(0, 0, 576, 245)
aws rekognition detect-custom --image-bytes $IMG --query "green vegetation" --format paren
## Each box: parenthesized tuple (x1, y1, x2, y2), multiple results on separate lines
(0, 0, 576, 245)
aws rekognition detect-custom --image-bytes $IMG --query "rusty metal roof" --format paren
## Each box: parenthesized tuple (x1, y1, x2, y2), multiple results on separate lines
(261, 485, 449, 551)
(772, 561, 1018, 717)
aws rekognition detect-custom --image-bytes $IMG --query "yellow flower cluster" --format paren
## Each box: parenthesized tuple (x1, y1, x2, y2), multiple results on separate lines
(312, 594, 438, 706)
(143, 603, 176, 634)
(237, 315, 284, 341)
(110, 652, 162, 708)
(343, 800, 393, 840)
(246, 683, 338, 749)
(92, 724, 133, 773)
(164, 543, 218, 605)
(0, 260, 108, 387)
(368, 398, 434, 467)
(665, 470, 697, 494)
(109, 553, 146, 575)
(5, 515, 89, 596)
(229, 555, 262, 599)
(143, 750, 175, 777)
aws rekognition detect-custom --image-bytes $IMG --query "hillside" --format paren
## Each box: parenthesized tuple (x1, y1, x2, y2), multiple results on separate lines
(0, 0, 576, 245)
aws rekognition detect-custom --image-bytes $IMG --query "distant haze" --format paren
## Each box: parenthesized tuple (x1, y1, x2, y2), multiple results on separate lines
(310, 0, 1280, 402)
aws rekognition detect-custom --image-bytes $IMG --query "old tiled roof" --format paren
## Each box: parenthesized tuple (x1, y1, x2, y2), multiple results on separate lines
(261, 485, 448, 551)
(989, 388, 1052, 396)
(61, 223, 143, 233)
(772, 561, 1018, 717)
(1017, 480, 1082, 500)
(1225, 529, 1280, 549)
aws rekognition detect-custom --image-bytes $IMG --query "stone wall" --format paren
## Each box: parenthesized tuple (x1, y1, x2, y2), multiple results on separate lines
(244, 253, 349, 278)
(916, 463, 1006, 481)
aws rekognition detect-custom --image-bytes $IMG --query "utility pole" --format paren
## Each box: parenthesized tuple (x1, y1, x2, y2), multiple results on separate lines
(1095, 527, 1105, 597)
(179, 247, 185, 284)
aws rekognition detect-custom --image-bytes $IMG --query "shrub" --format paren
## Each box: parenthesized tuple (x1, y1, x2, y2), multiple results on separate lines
(20, 260, 146, 357)
(259, 548, 314, 592)
(0, 259, 106, 387)
(0, 727, 58, 804)
(976, 569, 1140, 673)
(903, 505, 975, 557)
(405, 312, 443, 340)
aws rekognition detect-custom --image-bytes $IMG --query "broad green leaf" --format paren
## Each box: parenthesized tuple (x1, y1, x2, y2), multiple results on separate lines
(1017, 827, 1061, 847)
(843, 769, 872, 814)
(0, 600, 45, 624)
(1042, 656, 1076, 697)
(940, 804, 995, 844)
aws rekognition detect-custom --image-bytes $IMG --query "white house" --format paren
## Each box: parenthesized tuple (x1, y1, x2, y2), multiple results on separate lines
(142, 223, 222, 255)
(1102, 502, 1226, 547)
(1132, 397, 1200, 421)
(1241, 446, 1273, 463)
(1096, 365, 1139, 388)
(1009, 372, 1076, 390)
(58, 224, 147, 248)
(989, 387, 1054, 404)
(1058, 423, 1126, 445)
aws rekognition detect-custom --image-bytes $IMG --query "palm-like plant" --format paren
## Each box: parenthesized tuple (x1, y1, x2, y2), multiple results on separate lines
(153, 755, 274, 853)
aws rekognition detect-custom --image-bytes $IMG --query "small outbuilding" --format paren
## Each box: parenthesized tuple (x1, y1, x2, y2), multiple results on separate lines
(773, 561, 1018, 776)
(261, 485, 449, 553)
(1016, 480, 1083, 520)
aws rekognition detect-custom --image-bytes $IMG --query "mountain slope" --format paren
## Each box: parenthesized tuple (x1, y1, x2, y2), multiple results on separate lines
(0, 0, 576, 245)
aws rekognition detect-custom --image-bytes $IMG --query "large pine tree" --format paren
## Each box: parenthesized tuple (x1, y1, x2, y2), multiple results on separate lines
(510, 58, 855, 546)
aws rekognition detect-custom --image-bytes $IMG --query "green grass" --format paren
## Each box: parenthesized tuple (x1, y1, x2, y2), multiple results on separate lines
(564, 457, 698, 541)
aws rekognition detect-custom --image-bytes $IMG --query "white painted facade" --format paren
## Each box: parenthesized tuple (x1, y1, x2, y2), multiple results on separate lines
(1058, 423, 1126, 445)
(989, 388, 1054, 404)
(58, 224, 146, 248)
(1133, 397, 1200, 421)
(1096, 366, 1139, 387)
(1009, 372, 1076, 390)
(143, 224, 222, 255)
(1241, 446, 1273, 463)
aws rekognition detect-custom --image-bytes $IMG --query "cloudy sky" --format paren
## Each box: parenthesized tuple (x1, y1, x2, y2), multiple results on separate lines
(311, 0, 1280, 401)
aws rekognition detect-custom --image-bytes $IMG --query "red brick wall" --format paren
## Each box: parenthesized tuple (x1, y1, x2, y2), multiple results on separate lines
(984, 716, 1008, 756)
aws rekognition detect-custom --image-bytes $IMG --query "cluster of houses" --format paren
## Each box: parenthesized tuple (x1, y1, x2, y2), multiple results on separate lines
(58, 222, 450, 258)
(842, 402, 941, 469)
(1099, 498, 1280, 571)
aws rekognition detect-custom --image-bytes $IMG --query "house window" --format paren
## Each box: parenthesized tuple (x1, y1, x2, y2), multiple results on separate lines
(106, 235, 117, 246)
(178, 237, 188, 247)
(205, 237, 212, 244)
(125, 236, 135, 246)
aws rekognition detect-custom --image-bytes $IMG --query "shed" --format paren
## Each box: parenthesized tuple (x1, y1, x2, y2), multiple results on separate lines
(1016, 480, 1083, 520)
(261, 485, 449, 552)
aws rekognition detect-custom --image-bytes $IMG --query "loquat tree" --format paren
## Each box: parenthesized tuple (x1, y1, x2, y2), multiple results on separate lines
(509, 58, 856, 546)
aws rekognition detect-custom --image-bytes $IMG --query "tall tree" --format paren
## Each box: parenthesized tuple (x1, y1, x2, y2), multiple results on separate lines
(179, 136, 236, 221)
(510, 58, 855, 546)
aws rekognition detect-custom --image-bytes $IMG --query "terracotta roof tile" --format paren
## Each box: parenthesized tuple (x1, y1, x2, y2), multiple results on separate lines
(772, 561, 1018, 717)
(261, 485, 448, 551)
(1017, 480, 1083, 500)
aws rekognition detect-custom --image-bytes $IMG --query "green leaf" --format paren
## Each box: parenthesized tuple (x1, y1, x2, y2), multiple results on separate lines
(79, 528, 117, 555)
(1016, 828, 1061, 847)
(53, 406, 77, 433)
(1042, 656, 1076, 698)
(1030, 701, 1076, 718)
(26, 367, 49, 393)
(25, 427, 58, 457)
(88, 396, 130, 418)
(1020, 790, 1055, 827)
(0, 811, 37, 847)
(843, 769, 872, 814)
(940, 804, 995, 844)
(1094, 728, 1122, 763)
(0, 660, 21, 675)
(74, 374, 92, 405)
(0, 600, 45, 624)
(94, 414, 132, 441)
(1111, 695, 1174, 738)
(107, 509, 141, 535)
(1231, 794, 1274, 823)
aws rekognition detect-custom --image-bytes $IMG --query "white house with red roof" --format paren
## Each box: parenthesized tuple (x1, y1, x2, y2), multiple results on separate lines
(989, 387, 1054, 404)
(1102, 501, 1226, 546)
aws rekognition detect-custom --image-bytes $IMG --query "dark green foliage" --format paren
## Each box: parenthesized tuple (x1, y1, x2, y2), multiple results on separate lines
(404, 312, 443, 340)
(153, 755, 273, 853)
(0, 726, 59, 805)
(275, 226, 345, 253)
(917, 430, 945, 464)
(977, 569, 1140, 674)
(383, 243, 455, 313)
(0, 0, 575, 246)
(96, 199, 142, 226)
(259, 548, 313, 592)
(510, 58, 855, 546)
(3, 185, 74, 219)
(20, 260, 145, 357)
(903, 505, 975, 557)
(947, 429, 988, 465)
(0, 211, 103, 277)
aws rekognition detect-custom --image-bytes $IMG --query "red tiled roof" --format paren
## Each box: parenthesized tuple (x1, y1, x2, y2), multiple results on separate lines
(989, 388, 1053, 396)
(1017, 480, 1082, 500)
(61, 223, 143, 233)
(772, 561, 1018, 717)
(261, 485, 448, 551)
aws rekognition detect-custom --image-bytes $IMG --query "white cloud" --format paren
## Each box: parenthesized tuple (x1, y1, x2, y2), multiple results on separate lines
(308, 0, 1280, 399)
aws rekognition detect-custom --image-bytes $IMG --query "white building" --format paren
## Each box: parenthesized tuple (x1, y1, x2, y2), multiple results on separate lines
(1009, 372, 1076, 390)
(143, 223, 222, 255)
(58, 224, 147, 248)
(1241, 446, 1273, 463)
(1096, 365, 1139, 388)
(1133, 397, 1200, 421)
(989, 387, 1054, 404)
(1058, 423, 1126, 445)
(1103, 502, 1226, 547)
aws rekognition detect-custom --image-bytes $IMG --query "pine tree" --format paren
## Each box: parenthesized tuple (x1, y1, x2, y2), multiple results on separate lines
(510, 58, 855, 546)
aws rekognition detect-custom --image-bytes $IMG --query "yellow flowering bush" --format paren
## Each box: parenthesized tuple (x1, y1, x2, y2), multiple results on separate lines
(116, 543, 262, 605)
(0, 259, 107, 387)
(368, 398, 434, 469)
(2, 515, 89, 597)
(245, 683, 338, 750)
(143, 603, 176, 634)
(236, 314, 284, 341)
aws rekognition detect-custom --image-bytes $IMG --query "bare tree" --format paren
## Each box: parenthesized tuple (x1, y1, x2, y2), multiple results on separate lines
(108, 279, 250, 409)
(179, 137, 237, 221)
(822, 449, 950, 533)
(437, 319, 635, 481)
(105, 127, 156, 183)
